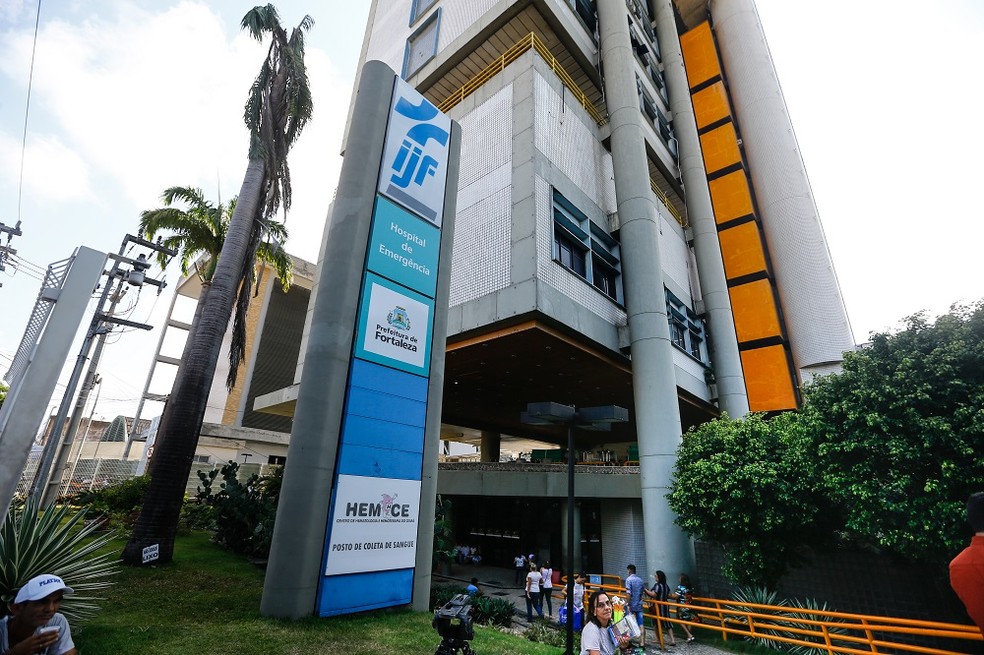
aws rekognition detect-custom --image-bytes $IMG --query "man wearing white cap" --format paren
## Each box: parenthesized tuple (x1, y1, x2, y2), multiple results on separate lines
(1, 573, 77, 655)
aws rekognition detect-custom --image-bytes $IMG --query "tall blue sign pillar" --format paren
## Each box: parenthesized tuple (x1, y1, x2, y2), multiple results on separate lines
(261, 61, 460, 618)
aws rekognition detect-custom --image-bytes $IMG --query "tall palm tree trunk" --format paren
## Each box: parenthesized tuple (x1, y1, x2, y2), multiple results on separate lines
(123, 159, 266, 565)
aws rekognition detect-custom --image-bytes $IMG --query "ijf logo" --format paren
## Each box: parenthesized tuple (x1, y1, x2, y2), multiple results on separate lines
(379, 77, 452, 226)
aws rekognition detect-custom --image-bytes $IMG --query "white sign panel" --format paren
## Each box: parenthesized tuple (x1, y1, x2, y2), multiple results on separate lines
(361, 280, 430, 370)
(325, 475, 421, 576)
(142, 544, 159, 564)
(378, 77, 452, 226)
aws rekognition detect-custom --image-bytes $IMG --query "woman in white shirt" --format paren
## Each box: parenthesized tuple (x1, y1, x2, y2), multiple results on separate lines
(540, 561, 554, 616)
(525, 563, 543, 622)
(561, 571, 586, 629)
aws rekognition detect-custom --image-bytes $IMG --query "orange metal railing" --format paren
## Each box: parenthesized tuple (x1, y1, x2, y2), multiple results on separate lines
(651, 178, 686, 228)
(437, 33, 606, 126)
(548, 579, 983, 655)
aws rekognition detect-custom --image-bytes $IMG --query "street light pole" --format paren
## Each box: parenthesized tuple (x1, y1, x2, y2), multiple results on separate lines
(521, 402, 629, 655)
(565, 420, 576, 655)
(29, 234, 174, 505)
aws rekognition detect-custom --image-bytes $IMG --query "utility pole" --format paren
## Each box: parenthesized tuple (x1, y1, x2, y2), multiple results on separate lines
(30, 234, 175, 506)
(0, 220, 22, 288)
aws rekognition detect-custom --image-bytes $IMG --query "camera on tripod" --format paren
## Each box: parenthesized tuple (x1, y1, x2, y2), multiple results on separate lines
(433, 594, 475, 655)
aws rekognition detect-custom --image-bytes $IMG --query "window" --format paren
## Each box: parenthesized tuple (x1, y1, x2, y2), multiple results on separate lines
(556, 227, 587, 277)
(268, 455, 287, 466)
(665, 289, 708, 362)
(638, 76, 678, 160)
(670, 320, 686, 349)
(592, 258, 618, 300)
(404, 10, 440, 78)
(567, 0, 597, 35)
(192, 454, 211, 464)
(410, 0, 437, 24)
(553, 189, 622, 302)
(688, 329, 702, 359)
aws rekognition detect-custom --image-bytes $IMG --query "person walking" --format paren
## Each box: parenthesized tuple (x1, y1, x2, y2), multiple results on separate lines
(668, 573, 695, 643)
(525, 562, 544, 622)
(644, 569, 676, 647)
(562, 571, 587, 630)
(514, 553, 527, 586)
(540, 560, 554, 616)
(625, 564, 647, 648)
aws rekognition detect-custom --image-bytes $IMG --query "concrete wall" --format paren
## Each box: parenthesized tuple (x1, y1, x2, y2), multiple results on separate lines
(437, 464, 641, 499)
(601, 500, 649, 586)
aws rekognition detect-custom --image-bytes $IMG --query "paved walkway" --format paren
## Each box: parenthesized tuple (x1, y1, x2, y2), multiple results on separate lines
(433, 564, 730, 655)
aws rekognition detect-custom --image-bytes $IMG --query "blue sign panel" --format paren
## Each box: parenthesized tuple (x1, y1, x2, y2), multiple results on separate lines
(367, 196, 441, 298)
(379, 78, 452, 226)
(313, 65, 455, 619)
(354, 272, 434, 377)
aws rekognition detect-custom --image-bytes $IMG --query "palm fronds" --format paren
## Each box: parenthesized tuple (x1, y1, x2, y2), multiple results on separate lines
(0, 500, 119, 622)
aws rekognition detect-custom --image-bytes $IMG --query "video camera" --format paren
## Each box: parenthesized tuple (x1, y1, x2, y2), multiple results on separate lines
(432, 594, 475, 655)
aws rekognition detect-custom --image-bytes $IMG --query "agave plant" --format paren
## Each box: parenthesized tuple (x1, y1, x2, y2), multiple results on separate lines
(729, 586, 788, 650)
(0, 499, 119, 622)
(783, 596, 849, 655)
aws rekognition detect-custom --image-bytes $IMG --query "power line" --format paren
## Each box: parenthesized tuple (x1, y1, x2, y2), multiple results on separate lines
(17, 0, 43, 225)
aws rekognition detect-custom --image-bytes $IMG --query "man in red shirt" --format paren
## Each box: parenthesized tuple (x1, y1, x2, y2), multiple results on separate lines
(950, 492, 984, 634)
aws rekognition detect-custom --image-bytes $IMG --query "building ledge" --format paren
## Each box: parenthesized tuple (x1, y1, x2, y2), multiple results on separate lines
(252, 384, 299, 416)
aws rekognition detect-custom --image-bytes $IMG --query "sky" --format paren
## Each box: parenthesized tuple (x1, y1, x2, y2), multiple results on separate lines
(1, 0, 983, 425)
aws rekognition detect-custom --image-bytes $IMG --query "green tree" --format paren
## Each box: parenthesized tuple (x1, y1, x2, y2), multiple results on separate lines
(122, 4, 313, 566)
(802, 301, 984, 565)
(667, 412, 835, 588)
(0, 382, 7, 410)
(138, 185, 292, 385)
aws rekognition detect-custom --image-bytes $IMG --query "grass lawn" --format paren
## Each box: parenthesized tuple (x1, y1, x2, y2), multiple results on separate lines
(74, 532, 561, 655)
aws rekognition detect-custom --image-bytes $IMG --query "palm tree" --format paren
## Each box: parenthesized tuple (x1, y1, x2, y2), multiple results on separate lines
(138, 185, 292, 388)
(122, 4, 313, 566)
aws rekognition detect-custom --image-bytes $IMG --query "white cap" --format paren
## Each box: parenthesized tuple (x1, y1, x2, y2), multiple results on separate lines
(14, 574, 74, 604)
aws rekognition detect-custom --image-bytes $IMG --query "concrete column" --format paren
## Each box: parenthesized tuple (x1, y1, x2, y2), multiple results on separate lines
(710, 0, 855, 375)
(0, 247, 106, 518)
(597, 0, 694, 578)
(653, 0, 749, 419)
(480, 431, 500, 462)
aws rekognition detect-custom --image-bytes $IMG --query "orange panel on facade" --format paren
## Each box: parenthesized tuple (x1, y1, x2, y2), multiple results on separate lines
(740, 345, 798, 411)
(700, 123, 742, 175)
(718, 222, 767, 280)
(692, 81, 731, 129)
(680, 22, 721, 90)
(729, 279, 782, 343)
(708, 169, 754, 224)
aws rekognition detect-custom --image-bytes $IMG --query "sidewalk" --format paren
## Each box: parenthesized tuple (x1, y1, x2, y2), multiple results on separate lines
(432, 564, 731, 655)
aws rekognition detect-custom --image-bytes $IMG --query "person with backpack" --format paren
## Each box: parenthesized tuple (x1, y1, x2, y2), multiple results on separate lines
(668, 573, 695, 643)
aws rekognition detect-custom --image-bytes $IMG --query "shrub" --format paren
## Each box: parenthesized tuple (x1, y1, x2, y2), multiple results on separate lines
(729, 586, 787, 650)
(729, 587, 849, 654)
(0, 500, 119, 622)
(470, 595, 514, 627)
(69, 475, 151, 530)
(783, 597, 849, 655)
(430, 584, 465, 609)
(429, 585, 513, 628)
(193, 462, 281, 558)
(524, 619, 576, 649)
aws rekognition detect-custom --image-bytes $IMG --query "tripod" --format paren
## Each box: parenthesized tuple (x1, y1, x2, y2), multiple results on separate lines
(434, 635, 475, 655)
